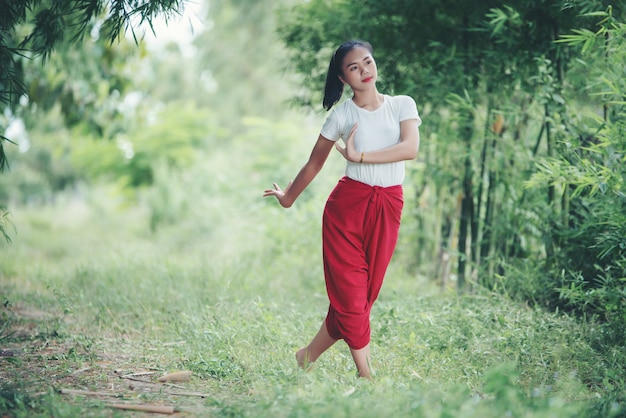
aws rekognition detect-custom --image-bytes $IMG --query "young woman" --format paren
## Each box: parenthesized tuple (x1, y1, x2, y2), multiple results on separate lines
(263, 40, 421, 378)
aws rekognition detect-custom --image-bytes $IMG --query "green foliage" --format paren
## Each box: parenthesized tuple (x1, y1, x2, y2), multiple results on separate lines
(22, 38, 138, 138)
(0, 0, 187, 246)
(0, 206, 13, 244)
(0, 108, 83, 206)
(525, 8, 626, 337)
(0, 298, 15, 341)
(0, 0, 184, 105)
(41, 100, 214, 192)
(0, 0, 185, 184)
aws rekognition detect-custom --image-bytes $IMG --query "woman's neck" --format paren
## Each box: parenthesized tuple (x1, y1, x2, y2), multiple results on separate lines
(352, 90, 384, 111)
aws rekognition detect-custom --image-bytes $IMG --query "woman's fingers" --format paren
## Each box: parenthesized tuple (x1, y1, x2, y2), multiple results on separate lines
(342, 122, 359, 161)
(263, 181, 292, 199)
(348, 122, 358, 138)
(334, 142, 346, 159)
(263, 183, 281, 197)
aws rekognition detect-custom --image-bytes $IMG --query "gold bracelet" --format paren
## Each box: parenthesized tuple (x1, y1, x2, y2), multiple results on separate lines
(360, 151, 364, 164)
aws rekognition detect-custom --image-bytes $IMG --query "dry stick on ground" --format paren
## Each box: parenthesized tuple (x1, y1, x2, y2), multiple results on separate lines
(123, 371, 158, 377)
(118, 373, 190, 392)
(118, 374, 154, 384)
(109, 403, 176, 414)
(71, 367, 91, 375)
(59, 389, 210, 398)
(109, 403, 204, 415)
(128, 385, 211, 398)
(60, 388, 122, 398)
(61, 390, 179, 415)
(168, 390, 210, 398)
(162, 382, 186, 390)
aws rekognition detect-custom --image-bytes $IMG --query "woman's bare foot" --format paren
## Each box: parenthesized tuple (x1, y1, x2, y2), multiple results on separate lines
(294, 321, 337, 372)
(296, 347, 313, 370)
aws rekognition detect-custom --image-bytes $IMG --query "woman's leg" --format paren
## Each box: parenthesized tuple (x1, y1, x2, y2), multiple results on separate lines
(350, 343, 372, 379)
(296, 321, 338, 369)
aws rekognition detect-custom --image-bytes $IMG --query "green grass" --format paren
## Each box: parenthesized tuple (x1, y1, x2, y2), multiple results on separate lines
(1, 190, 621, 418)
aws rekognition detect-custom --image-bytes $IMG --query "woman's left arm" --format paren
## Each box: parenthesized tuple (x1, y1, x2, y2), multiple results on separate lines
(336, 119, 420, 164)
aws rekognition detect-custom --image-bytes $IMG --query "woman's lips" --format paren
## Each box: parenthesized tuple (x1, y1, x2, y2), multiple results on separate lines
(362, 77, 373, 83)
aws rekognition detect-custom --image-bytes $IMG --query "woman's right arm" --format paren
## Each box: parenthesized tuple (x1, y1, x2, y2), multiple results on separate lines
(263, 135, 335, 208)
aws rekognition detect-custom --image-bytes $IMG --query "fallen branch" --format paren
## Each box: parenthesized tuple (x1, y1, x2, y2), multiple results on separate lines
(110, 403, 175, 414)
(122, 371, 158, 378)
(121, 376, 186, 391)
(168, 390, 210, 398)
(118, 375, 153, 384)
(60, 388, 121, 398)
(71, 367, 91, 375)
(162, 382, 186, 390)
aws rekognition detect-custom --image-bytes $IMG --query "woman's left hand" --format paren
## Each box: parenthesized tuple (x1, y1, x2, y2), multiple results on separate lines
(263, 181, 293, 208)
(335, 123, 359, 162)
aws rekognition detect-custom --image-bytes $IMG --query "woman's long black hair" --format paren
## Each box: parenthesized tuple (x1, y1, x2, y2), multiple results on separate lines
(322, 40, 373, 111)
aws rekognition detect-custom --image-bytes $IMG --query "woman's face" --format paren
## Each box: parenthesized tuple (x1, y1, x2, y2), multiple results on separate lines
(338, 46, 377, 89)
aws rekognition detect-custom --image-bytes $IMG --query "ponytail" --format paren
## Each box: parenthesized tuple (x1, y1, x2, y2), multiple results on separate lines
(322, 40, 373, 111)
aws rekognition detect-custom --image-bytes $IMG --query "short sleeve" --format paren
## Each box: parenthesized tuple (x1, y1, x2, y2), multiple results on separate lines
(320, 108, 342, 142)
(397, 95, 422, 127)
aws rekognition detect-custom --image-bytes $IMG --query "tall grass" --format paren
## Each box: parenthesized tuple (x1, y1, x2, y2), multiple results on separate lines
(0, 113, 623, 417)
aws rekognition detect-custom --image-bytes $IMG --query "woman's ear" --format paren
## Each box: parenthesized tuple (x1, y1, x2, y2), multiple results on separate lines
(338, 74, 345, 84)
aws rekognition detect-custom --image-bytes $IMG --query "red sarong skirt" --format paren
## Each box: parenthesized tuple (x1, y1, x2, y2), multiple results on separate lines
(323, 176, 403, 350)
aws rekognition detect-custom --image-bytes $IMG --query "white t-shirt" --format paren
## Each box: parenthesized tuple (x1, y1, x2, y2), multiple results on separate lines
(320, 94, 421, 187)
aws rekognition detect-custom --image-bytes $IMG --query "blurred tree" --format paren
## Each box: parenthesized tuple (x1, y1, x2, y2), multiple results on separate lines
(0, 0, 185, 171)
(193, 0, 299, 131)
(69, 100, 214, 189)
